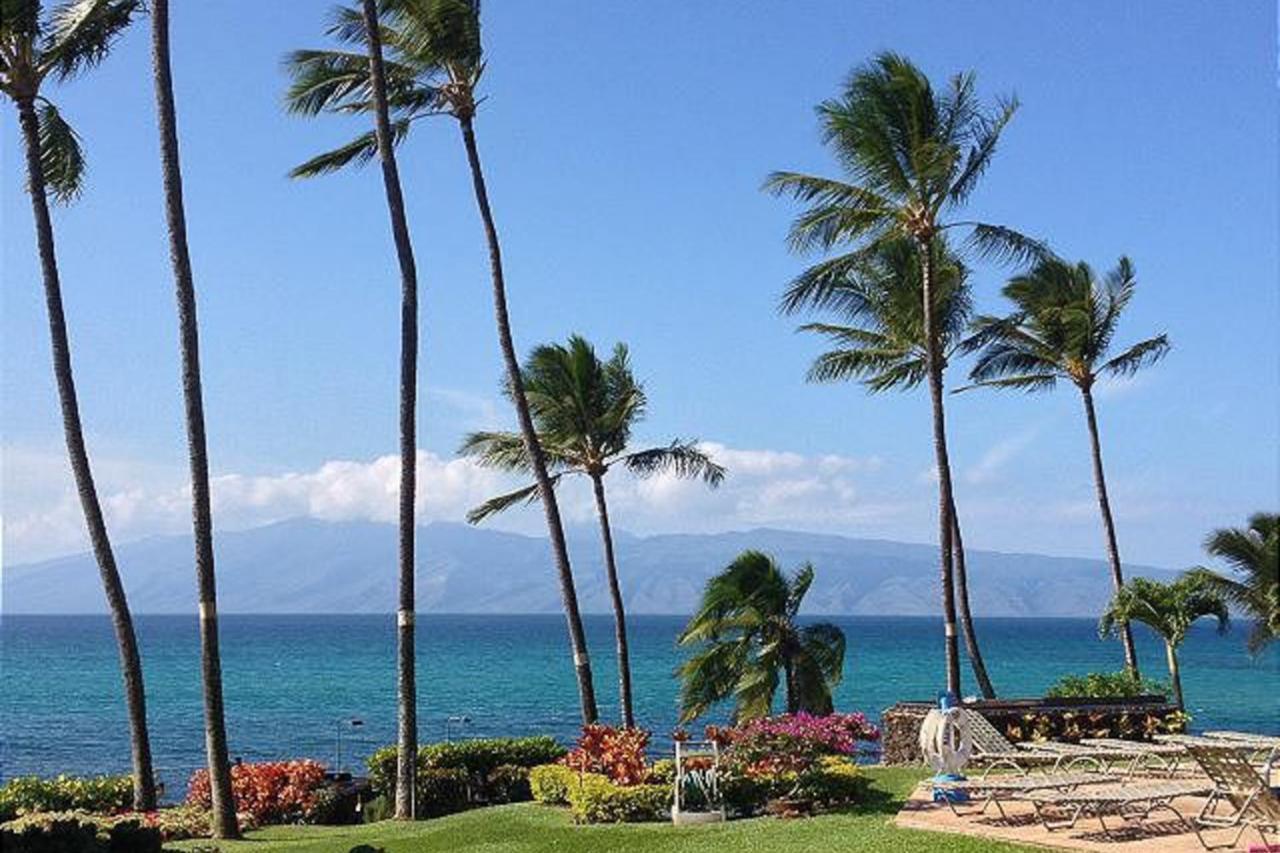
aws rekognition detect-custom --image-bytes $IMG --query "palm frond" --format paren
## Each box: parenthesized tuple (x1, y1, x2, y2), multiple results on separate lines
(465, 478, 556, 525)
(39, 0, 138, 81)
(961, 222, 1052, 266)
(1099, 334, 1170, 378)
(35, 99, 84, 202)
(621, 441, 725, 486)
(458, 429, 533, 471)
(287, 118, 412, 178)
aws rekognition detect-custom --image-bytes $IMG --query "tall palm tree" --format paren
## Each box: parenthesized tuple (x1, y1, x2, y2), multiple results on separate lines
(284, 0, 424, 819)
(1100, 575, 1228, 710)
(677, 551, 846, 723)
(283, 0, 601, 724)
(460, 335, 725, 728)
(963, 256, 1170, 677)
(1, 0, 156, 812)
(1185, 513, 1278, 655)
(149, 0, 238, 836)
(765, 53, 1044, 696)
(785, 237, 996, 698)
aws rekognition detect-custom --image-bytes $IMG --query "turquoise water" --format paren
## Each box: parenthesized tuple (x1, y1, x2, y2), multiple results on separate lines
(1, 614, 1275, 794)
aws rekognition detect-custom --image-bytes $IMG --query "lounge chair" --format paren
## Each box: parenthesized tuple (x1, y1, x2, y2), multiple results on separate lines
(1017, 779, 1213, 839)
(1078, 737, 1188, 776)
(930, 770, 1114, 819)
(959, 709, 1106, 777)
(1158, 733, 1279, 785)
(1186, 743, 1280, 850)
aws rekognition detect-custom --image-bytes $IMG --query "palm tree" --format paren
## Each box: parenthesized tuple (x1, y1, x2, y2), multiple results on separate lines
(1, 0, 156, 812)
(149, 0, 238, 836)
(1100, 575, 1228, 710)
(1185, 513, 1278, 655)
(677, 551, 845, 723)
(460, 336, 725, 728)
(283, 0, 601, 724)
(963, 256, 1170, 677)
(765, 53, 1044, 696)
(284, 0, 423, 818)
(785, 237, 996, 698)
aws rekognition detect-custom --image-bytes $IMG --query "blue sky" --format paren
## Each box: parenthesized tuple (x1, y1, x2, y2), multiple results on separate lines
(3, 1, 1276, 567)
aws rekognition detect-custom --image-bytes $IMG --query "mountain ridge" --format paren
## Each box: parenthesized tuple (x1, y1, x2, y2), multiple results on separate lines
(1, 517, 1175, 616)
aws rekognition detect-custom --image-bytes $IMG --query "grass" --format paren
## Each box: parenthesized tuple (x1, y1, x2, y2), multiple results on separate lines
(166, 767, 1036, 852)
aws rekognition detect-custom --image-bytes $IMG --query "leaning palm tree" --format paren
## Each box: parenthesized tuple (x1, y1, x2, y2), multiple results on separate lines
(1, 0, 156, 812)
(786, 237, 995, 698)
(283, 0, 601, 725)
(284, 0, 424, 818)
(678, 551, 846, 723)
(963, 256, 1170, 677)
(461, 335, 725, 728)
(150, 0, 238, 836)
(765, 52, 1045, 695)
(1100, 575, 1228, 710)
(1185, 513, 1278, 655)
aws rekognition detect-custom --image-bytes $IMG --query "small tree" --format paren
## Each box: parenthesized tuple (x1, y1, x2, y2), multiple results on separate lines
(678, 551, 846, 723)
(1100, 576, 1228, 710)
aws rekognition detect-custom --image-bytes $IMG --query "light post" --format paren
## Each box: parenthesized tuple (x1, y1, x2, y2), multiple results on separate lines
(334, 718, 364, 775)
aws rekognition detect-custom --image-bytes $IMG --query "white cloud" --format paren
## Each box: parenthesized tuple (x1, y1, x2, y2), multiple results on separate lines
(2, 440, 900, 564)
(964, 428, 1040, 485)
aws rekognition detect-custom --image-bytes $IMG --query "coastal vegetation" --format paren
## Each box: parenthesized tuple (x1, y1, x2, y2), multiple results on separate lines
(765, 52, 1045, 699)
(461, 335, 724, 728)
(963, 255, 1171, 676)
(3, 0, 1276, 849)
(677, 552, 846, 722)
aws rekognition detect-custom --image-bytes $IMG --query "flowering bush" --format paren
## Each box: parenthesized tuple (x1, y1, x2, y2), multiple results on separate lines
(711, 712, 879, 777)
(186, 760, 327, 825)
(560, 725, 651, 786)
(133, 805, 259, 841)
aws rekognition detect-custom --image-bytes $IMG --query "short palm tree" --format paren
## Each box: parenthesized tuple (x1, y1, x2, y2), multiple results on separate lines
(677, 551, 846, 723)
(765, 52, 1045, 696)
(150, 0, 239, 835)
(786, 237, 995, 699)
(284, 0, 602, 726)
(461, 336, 725, 728)
(1185, 513, 1278, 655)
(1100, 575, 1228, 710)
(1, 0, 156, 812)
(285, 0, 425, 818)
(964, 256, 1170, 677)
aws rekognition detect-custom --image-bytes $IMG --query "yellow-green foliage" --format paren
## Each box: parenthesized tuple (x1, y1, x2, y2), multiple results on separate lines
(0, 811, 161, 853)
(567, 776, 670, 824)
(528, 765, 595, 806)
(0, 775, 133, 822)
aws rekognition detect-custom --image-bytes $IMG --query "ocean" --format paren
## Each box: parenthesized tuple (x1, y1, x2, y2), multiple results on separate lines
(1, 614, 1275, 794)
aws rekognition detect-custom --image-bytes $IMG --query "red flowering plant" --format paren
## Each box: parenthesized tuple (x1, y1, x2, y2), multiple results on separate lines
(560, 725, 651, 786)
(186, 760, 328, 825)
(717, 712, 880, 790)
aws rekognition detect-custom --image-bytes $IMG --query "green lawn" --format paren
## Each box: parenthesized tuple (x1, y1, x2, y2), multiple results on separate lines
(166, 767, 1035, 853)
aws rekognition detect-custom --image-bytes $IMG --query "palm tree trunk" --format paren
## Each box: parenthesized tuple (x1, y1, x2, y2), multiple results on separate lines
(1164, 642, 1183, 710)
(455, 113, 598, 724)
(783, 654, 799, 714)
(950, 501, 996, 699)
(917, 241, 962, 697)
(150, 0, 237, 836)
(15, 96, 157, 813)
(1080, 384, 1139, 677)
(589, 473, 635, 728)
(358, 0, 421, 819)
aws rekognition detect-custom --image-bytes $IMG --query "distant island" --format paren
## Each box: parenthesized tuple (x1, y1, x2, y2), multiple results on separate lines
(3, 517, 1175, 617)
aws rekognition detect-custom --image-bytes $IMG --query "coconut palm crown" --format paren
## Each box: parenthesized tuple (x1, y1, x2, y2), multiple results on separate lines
(677, 551, 846, 723)
(460, 335, 724, 522)
(1100, 575, 1228, 709)
(1186, 513, 1279, 655)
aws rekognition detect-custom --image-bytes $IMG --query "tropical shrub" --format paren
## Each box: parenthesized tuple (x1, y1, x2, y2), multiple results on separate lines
(484, 765, 532, 804)
(560, 725, 650, 785)
(0, 811, 161, 853)
(367, 737, 565, 802)
(1046, 670, 1167, 699)
(187, 759, 327, 825)
(0, 774, 134, 821)
(796, 756, 866, 806)
(567, 776, 670, 824)
(413, 768, 470, 818)
(645, 758, 676, 787)
(135, 805, 259, 841)
(528, 765, 589, 806)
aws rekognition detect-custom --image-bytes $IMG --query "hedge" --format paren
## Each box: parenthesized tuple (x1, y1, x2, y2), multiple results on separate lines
(568, 776, 671, 824)
(367, 737, 565, 808)
(0, 811, 161, 853)
(0, 775, 134, 822)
